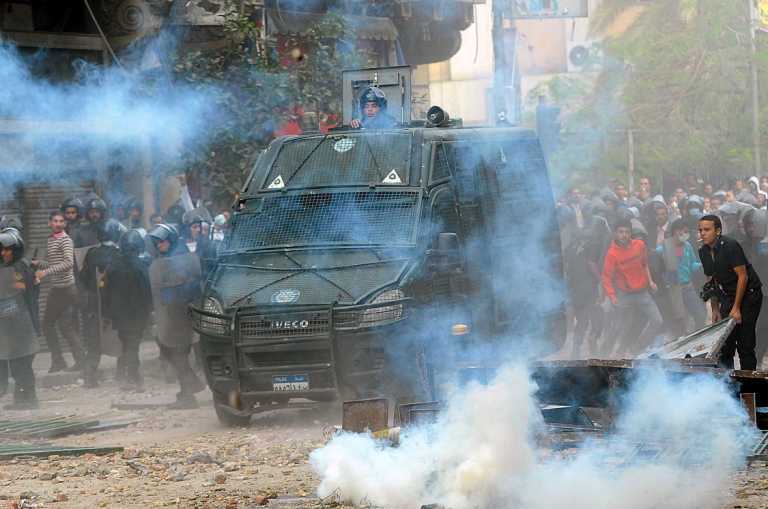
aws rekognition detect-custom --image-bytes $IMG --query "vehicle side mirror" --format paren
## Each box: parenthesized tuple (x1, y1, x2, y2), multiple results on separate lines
(434, 233, 462, 271)
(438, 232, 460, 253)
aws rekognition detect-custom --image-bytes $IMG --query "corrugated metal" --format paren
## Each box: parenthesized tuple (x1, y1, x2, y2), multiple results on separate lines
(0, 188, 21, 227)
(21, 181, 96, 325)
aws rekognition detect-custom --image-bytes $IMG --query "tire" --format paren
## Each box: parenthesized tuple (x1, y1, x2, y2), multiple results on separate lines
(213, 397, 252, 428)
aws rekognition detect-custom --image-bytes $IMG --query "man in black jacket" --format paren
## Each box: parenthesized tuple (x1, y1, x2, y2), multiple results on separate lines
(698, 214, 763, 370)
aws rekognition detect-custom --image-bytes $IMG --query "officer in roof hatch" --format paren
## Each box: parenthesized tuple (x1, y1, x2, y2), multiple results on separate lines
(350, 86, 398, 129)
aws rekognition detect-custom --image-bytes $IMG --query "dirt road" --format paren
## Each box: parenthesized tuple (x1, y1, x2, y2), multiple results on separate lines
(1, 345, 768, 508)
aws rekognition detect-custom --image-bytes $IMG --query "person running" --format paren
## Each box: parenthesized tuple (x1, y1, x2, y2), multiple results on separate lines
(33, 211, 85, 373)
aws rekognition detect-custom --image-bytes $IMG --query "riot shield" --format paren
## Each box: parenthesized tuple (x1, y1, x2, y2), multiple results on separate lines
(0, 266, 37, 360)
(95, 267, 121, 357)
(149, 253, 201, 348)
(74, 244, 98, 273)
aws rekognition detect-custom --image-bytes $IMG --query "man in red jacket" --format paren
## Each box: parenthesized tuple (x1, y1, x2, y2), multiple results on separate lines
(602, 219, 663, 356)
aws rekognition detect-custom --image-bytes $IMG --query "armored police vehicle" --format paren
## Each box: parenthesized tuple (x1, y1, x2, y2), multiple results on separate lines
(191, 69, 565, 426)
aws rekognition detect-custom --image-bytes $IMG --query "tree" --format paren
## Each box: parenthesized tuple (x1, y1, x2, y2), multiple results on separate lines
(536, 0, 763, 192)
(173, 10, 372, 206)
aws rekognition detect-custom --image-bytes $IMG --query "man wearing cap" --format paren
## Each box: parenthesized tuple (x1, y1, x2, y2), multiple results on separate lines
(350, 86, 398, 129)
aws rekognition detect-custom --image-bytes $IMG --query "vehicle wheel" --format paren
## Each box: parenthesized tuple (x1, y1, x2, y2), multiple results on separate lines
(213, 397, 252, 427)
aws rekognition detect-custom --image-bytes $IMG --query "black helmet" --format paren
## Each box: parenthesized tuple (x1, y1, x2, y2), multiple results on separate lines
(0, 215, 22, 233)
(97, 219, 127, 244)
(85, 197, 108, 215)
(165, 203, 185, 225)
(182, 206, 213, 226)
(120, 228, 147, 255)
(60, 196, 84, 217)
(148, 223, 180, 247)
(0, 227, 24, 261)
(359, 86, 387, 111)
(124, 197, 142, 212)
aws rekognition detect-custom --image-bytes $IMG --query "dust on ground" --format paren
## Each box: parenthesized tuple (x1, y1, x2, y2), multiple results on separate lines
(0, 345, 767, 508)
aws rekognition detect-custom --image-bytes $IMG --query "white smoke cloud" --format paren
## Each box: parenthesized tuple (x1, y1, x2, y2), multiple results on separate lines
(311, 365, 754, 509)
(0, 41, 218, 180)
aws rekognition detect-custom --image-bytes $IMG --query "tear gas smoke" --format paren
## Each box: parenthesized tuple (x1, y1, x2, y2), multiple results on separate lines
(0, 41, 218, 183)
(311, 365, 754, 509)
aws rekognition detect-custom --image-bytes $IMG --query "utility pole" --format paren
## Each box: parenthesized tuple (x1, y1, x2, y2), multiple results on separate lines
(491, 0, 520, 124)
(750, 0, 762, 177)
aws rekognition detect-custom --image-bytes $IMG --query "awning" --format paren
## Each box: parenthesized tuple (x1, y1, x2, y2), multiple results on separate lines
(267, 10, 399, 41)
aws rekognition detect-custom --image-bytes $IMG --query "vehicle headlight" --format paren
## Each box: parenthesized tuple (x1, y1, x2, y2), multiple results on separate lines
(360, 289, 405, 326)
(200, 297, 229, 335)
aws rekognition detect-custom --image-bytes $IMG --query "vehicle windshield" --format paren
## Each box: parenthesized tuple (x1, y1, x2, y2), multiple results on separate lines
(262, 132, 411, 189)
(222, 190, 421, 252)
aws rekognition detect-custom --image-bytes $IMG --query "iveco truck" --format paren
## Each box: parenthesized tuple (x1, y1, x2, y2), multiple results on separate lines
(190, 113, 566, 426)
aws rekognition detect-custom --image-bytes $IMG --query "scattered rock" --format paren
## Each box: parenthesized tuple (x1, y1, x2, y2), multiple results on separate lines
(169, 468, 186, 482)
(38, 472, 56, 481)
(223, 462, 239, 472)
(214, 471, 227, 484)
(19, 491, 39, 500)
(122, 448, 142, 460)
(253, 494, 270, 506)
(187, 451, 215, 464)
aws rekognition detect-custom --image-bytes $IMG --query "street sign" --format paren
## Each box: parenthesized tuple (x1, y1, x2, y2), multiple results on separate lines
(509, 0, 588, 19)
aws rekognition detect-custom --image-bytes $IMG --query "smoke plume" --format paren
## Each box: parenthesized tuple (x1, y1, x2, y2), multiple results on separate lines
(311, 365, 754, 509)
(0, 41, 218, 183)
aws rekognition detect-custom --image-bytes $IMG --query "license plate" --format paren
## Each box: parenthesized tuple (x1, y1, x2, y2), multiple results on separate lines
(272, 374, 309, 392)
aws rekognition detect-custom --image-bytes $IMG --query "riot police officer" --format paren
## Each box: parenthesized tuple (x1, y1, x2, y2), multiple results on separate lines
(103, 229, 153, 391)
(350, 86, 398, 129)
(0, 227, 40, 409)
(148, 223, 205, 408)
(60, 196, 84, 236)
(79, 219, 125, 387)
(73, 196, 108, 248)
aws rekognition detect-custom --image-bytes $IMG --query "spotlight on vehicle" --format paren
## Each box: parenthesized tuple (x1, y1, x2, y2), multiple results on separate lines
(426, 105, 450, 127)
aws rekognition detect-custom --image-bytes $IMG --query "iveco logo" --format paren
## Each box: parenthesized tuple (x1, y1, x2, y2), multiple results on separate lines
(270, 320, 310, 329)
(271, 289, 301, 304)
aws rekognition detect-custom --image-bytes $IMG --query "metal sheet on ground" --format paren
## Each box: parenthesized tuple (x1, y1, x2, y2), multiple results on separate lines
(342, 398, 389, 433)
(638, 319, 735, 360)
(0, 416, 138, 438)
(0, 444, 123, 460)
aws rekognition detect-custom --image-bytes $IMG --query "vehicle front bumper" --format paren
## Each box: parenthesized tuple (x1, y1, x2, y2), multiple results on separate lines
(191, 299, 414, 407)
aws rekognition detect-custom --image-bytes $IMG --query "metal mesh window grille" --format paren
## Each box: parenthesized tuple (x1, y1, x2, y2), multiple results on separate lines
(265, 134, 411, 188)
(239, 311, 330, 339)
(224, 191, 420, 251)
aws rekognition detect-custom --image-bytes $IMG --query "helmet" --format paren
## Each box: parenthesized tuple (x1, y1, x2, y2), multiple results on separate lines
(148, 223, 180, 247)
(97, 219, 127, 244)
(85, 197, 108, 215)
(0, 216, 22, 233)
(182, 207, 213, 226)
(120, 228, 148, 255)
(359, 86, 387, 111)
(123, 197, 142, 212)
(0, 227, 24, 261)
(165, 203, 185, 225)
(60, 196, 84, 217)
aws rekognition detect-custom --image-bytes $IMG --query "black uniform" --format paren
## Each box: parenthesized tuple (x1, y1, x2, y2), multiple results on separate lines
(79, 242, 120, 385)
(104, 250, 152, 386)
(699, 235, 763, 370)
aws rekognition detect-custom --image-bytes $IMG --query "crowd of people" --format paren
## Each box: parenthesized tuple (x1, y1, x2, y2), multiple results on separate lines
(559, 174, 768, 368)
(0, 188, 231, 411)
